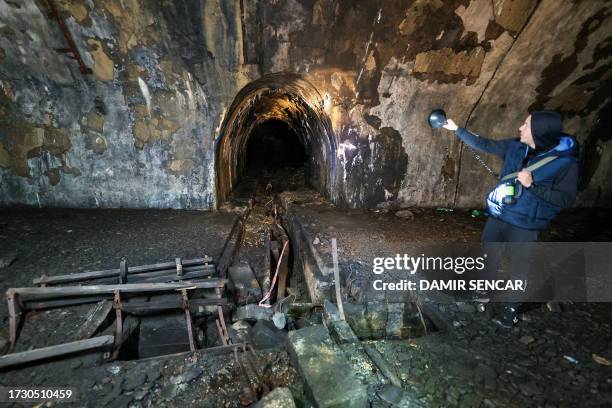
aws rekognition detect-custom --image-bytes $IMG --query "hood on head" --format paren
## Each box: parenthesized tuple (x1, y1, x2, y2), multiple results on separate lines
(531, 111, 563, 151)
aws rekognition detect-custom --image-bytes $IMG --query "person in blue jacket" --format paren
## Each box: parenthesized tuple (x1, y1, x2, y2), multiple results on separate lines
(442, 111, 580, 327)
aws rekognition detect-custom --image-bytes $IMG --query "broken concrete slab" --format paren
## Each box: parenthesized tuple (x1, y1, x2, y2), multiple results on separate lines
(250, 320, 287, 350)
(229, 320, 251, 344)
(287, 325, 368, 408)
(170, 367, 203, 384)
(229, 263, 262, 303)
(386, 310, 404, 340)
(324, 300, 359, 345)
(323, 299, 343, 322)
(253, 387, 296, 408)
(232, 304, 274, 322)
(122, 370, 147, 391)
(328, 320, 359, 345)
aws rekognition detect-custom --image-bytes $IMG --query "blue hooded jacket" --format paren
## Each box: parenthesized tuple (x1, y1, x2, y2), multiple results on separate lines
(455, 116, 579, 230)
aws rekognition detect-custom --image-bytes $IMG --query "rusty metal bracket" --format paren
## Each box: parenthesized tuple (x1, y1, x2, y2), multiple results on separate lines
(119, 259, 128, 284)
(176, 257, 183, 278)
(111, 289, 123, 359)
(215, 319, 228, 346)
(44, 0, 92, 75)
(218, 306, 230, 343)
(6, 290, 22, 354)
(180, 289, 195, 352)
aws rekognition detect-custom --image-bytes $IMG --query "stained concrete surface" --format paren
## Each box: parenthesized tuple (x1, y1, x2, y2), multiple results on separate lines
(1, 0, 611, 209)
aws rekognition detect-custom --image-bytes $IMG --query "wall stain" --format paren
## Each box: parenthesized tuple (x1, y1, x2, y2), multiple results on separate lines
(531, 7, 611, 113)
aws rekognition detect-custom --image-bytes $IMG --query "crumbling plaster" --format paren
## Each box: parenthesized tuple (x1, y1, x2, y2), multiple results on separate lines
(0, 0, 610, 209)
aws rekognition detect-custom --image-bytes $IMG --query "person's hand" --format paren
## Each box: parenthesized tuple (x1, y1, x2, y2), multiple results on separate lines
(517, 170, 533, 188)
(442, 119, 458, 131)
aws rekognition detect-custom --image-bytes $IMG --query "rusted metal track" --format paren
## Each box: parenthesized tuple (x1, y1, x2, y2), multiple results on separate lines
(33, 257, 213, 286)
(217, 215, 249, 280)
(5, 281, 225, 352)
(10, 281, 225, 301)
(112, 290, 123, 359)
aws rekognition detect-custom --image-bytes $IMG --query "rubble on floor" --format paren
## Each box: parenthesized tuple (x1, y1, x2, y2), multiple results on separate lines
(1, 205, 611, 407)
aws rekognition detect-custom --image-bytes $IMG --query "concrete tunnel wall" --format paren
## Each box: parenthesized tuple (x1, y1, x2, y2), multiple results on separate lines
(214, 73, 337, 207)
(0, 0, 611, 210)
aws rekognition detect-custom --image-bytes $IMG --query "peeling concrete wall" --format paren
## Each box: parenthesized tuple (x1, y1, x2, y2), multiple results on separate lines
(250, 0, 611, 209)
(0, 0, 255, 208)
(1, 0, 611, 209)
(456, 0, 612, 207)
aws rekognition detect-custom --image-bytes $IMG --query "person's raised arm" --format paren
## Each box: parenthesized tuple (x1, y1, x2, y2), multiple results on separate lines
(443, 119, 512, 158)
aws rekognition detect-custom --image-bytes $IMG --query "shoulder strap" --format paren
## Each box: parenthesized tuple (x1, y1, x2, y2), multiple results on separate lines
(501, 155, 559, 182)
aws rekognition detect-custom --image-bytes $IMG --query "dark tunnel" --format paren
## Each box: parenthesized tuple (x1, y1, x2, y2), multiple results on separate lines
(214, 73, 337, 207)
(245, 120, 307, 172)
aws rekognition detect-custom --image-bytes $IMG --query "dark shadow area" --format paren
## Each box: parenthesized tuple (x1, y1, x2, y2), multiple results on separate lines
(245, 120, 306, 173)
(230, 119, 310, 199)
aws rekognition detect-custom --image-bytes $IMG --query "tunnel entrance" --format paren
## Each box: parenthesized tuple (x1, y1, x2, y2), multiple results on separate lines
(246, 120, 306, 172)
(242, 119, 307, 194)
(214, 73, 337, 207)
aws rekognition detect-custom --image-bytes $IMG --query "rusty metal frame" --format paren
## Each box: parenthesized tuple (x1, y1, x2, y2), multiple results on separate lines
(176, 257, 183, 278)
(218, 306, 230, 344)
(119, 259, 128, 284)
(181, 289, 195, 352)
(111, 289, 123, 359)
(216, 320, 228, 346)
(7, 290, 22, 353)
(5, 254, 225, 360)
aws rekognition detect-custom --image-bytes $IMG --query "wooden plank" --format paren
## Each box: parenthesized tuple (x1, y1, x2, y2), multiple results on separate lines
(24, 296, 108, 310)
(133, 270, 215, 284)
(33, 257, 213, 285)
(135, 343, 246, 363)
(331, 238, 346, 321)
(0, 335, 114, 370)
(120, 298, 228, 315)
(217, 215, 245, 279)
(76, 300, 113, 340)
(9, 280, 226, 301)
(86, 265, 214, 285)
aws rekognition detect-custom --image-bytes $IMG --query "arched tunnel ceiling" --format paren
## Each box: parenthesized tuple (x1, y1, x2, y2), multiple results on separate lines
(215, 73, 337, 207)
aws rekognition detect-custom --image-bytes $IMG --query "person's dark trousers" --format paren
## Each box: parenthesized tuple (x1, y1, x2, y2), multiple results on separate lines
(481, 217, 539, 326)
(481, 217, 540, 242)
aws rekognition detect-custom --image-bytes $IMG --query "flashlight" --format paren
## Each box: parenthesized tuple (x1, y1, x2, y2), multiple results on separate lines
(428, 109, 448, 129)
